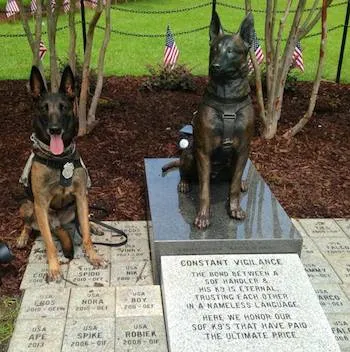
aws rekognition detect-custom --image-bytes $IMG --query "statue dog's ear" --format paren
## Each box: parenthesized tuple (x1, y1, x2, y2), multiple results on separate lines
(209, 11, 224, 43)
(238, 12, 254, 50)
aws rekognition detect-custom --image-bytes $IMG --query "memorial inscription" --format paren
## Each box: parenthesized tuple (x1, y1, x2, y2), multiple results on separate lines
(161, 254, 340, 352)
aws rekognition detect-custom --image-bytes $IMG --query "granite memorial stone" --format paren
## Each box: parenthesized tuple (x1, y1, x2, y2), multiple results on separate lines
(161, 254, 340, 352)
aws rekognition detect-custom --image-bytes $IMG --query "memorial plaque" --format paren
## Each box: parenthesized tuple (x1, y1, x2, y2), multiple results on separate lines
(116, 286, 163, 317)
(335, 219, 350, 237)
(8, 318, 65, 352)
(327, 257, 350, 283)
(18, 288, 70, 319)
(145, 159, 302, 283)
(313, 284, 350, 314)
(28, 240, 69, 264)
(161, 254, 340, 352)
(314, 237, 350, 258)
(111, 260, 153, 286)
(298, 219, 346, 238)
(301, 254, 341, 283)
(115, 316, 168, 352)
(65, 261, 110, 287)
(68, 287, 115, 318)
(111, 240, 150, 262)
(20, 263, 69, 289)
(327, 314, 350, 351)
(62, 317, 115, 352)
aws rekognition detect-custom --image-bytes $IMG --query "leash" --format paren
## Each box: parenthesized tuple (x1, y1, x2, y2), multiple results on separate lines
(75, 205, 128, 247)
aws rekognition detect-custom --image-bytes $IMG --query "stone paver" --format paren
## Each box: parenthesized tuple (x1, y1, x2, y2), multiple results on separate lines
(10, 219, 350, 351)
(298, 219, 347, 238)
(313, 283, 350, 314)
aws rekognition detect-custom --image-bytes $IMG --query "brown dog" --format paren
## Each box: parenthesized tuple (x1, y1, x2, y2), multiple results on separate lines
(16, 66, 105, 280)
(163, 12, 255, 229)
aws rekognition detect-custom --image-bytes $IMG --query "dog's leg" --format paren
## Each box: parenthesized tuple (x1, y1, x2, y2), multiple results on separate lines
(54, 227, 74, 260)
(17, 201, 34, 248)
(229, 147, 249, 220)
(34, 201, 62, 280)
(75, 191, 106, 267)
(194, 149, 211, 229)
(16, 224, 32, 248)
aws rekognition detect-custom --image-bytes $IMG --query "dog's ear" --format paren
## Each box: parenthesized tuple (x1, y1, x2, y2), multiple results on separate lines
(210, 11, 224, 42)
(238, 12, 254, 49)
(29, 66, 47, 98)
(59, 66, 75, 99)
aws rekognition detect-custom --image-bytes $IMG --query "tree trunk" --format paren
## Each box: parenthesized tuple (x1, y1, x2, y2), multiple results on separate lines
(87, 0, 111, 128)
(78, 4, 103, 136)
(284, 0, 328, 138)
(47, 0, 62, 92)
(68, 0, 77, 75)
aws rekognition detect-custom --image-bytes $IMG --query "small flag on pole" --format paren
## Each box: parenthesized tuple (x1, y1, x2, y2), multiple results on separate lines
(248, 29, 264, 72)
(5, 0, 19, 17)
(292, 40, 304, 72)
(30, 0, 37, 13)
(164, 25, 179, 68)
(63, 0, 70, 12)
(39, 41, 47, 60)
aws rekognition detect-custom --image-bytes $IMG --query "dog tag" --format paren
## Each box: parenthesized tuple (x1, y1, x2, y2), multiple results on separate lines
(62, 162, 74, 179)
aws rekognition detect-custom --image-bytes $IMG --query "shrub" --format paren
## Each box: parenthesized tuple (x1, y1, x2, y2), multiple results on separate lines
(141, 64, 196, 92)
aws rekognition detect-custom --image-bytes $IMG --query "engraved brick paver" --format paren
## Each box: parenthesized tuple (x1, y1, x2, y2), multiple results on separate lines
(18, 288, 70, 320)
(298, 219, 347, 238)
(111, 260, 153, 286)
(8, 318, 66, 352)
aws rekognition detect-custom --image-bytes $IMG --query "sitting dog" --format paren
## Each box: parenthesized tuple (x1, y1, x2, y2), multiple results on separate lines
(163, 12, 255, 229)
(16, 66, 105, 280)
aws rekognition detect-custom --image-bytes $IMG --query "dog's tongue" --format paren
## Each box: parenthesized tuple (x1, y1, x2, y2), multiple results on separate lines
(50, 134, 64, 155)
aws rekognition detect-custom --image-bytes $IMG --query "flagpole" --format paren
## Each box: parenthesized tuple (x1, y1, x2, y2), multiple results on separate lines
(80, 0, 87, 52)
(336, 0, 350, 83)
(211, 0, 216, 16)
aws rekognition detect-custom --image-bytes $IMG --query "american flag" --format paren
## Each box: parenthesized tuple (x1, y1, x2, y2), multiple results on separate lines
(164, 25, 179, 67)
(30, 0, 37, 13)
(5, 0, 19, 17)
(248, 29, 264, 72)
(63, 0, 70, 12)
(292, 40, 304, 72)
(39, 40, 47, 60)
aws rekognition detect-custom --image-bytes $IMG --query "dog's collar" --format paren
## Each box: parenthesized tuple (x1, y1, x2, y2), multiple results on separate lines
(30, 133, 76, 160)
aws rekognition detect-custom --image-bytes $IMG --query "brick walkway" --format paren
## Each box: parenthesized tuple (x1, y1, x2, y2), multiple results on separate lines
(7, 219, 350, 351)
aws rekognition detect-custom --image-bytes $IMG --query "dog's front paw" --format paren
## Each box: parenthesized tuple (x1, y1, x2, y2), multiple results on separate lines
(47, 261, 62, 282)
(86, 249, 108, 268)
(194, 209, 210, 229)
(178, 180, 191, 193)
(16, 235, 28, 249)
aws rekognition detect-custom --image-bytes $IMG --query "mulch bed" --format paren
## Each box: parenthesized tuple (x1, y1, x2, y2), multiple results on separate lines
(0, 76, 349, 296)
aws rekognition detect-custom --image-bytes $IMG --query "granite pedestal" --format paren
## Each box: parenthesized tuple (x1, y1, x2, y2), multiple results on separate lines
(145, 158, 302, 283)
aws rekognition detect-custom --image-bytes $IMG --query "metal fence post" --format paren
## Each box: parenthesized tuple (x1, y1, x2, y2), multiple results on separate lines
(336, 0, 350, 83)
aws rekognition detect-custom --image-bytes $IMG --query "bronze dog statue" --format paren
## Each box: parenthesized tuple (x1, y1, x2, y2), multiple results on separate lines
(16, 66, 106, 280)
(163, 12, 255, 229)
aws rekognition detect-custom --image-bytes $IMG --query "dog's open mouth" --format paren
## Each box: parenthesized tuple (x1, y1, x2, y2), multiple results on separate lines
(49, 133, 64, 155)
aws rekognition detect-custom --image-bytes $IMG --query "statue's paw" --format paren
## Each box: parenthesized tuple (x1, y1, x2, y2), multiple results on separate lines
(178, 180, 191, 193)
(241, 180, 248, 192)
(230, 207, 246, 220)
(194, 210, 210, 229)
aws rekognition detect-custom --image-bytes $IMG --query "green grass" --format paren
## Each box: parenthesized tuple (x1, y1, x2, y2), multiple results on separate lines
(0, 0, 349, 82)
(0, 296, 20, 350)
